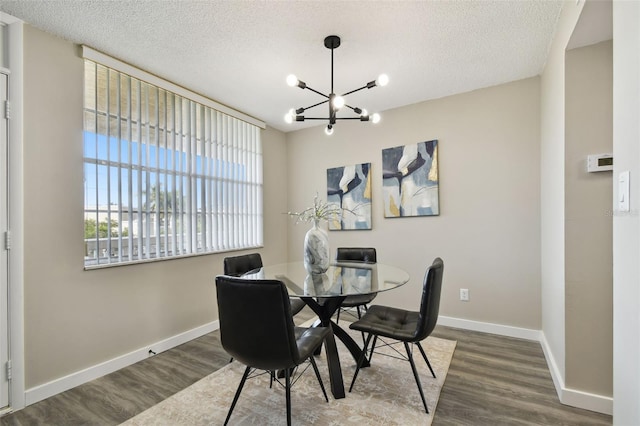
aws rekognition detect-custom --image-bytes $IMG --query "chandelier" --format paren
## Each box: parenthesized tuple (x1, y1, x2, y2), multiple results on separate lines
(284, 35, 388, 135)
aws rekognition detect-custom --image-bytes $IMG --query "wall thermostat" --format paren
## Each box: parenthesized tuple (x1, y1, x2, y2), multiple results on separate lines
(587, 153, 613, 172)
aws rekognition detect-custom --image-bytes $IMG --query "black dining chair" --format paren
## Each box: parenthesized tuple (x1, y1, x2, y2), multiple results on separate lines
(348, 257, 444, 414)
(223, 253, 306, 316)
(334, 247, 378, 323)
(216, 275, 330, 426)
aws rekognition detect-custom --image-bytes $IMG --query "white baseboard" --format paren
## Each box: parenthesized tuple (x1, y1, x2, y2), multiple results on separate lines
(25, 320, 219, 406)
(437, 315, 542, 341)
(539, 333, 613, 415)
(562, 387, 613, 416)
(539, 332, 565, 400)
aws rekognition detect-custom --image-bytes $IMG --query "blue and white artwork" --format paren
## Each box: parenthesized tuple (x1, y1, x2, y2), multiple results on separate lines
(327, 163, 372, 230)
(382, 140, 439, 217)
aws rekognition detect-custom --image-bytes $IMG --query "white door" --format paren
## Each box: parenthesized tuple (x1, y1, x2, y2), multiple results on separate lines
(0, 71, 9, 410)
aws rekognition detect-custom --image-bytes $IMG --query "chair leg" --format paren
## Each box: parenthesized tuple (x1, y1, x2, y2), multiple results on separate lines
(416, 341, 436, 378)
(285, 367, 292, 426)
(405, 342, 429, 414)
(224, 365, 251, 425)
(368, 335, 378, 364)
(336, 308, 341, 324)
(349, 333, 373, 392)
(309, 356, 329, 402)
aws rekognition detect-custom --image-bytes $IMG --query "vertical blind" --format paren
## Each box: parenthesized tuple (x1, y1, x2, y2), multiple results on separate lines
(83, 59, 263, 268)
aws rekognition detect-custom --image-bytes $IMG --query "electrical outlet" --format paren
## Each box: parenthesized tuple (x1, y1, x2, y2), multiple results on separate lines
(460, 288, 470, 302)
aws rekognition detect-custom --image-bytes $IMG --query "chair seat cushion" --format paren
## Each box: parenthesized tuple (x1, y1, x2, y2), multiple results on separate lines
(341, 293, 376, 307)
(349, 305, 419, 342)
(294, 326, 330, 360)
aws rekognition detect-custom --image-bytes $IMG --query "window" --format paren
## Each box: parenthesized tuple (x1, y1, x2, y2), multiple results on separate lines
(83, 54, 263, 268)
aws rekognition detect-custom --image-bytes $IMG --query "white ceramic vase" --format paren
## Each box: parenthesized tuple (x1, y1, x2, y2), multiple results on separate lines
(303, 219, 330, 274)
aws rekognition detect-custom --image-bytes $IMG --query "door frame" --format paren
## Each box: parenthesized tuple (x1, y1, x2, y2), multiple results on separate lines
(1, 66, 9, 413)
(1, 14, 26, 412)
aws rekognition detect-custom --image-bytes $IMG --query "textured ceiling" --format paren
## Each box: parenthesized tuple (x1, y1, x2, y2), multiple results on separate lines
(1, 0, 567, 132)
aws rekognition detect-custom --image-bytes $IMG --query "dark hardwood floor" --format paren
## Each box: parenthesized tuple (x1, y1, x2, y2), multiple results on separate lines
(1, 308, 612, 425)
(429, 327, 611, 425)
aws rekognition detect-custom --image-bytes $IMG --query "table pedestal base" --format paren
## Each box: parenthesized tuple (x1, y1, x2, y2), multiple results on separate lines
(301, 296, 370, 400)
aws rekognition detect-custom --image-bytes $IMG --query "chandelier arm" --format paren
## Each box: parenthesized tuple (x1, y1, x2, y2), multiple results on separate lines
(344, 104, 363, 112)
(302, 117, 368, 121)
(340, 84, 370, 97)
(302, 85, 330, 99)
(299, 99, 329, 112)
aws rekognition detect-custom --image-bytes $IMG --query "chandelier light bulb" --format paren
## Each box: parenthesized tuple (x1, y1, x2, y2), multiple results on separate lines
(332, 95, 345, 109)
(286, 74, 299, 87)
(376, 74, 389, 87)
(284, 111, 293, 124)
(325, 125, 334, 136)
(359, 108, 368, 118)
(372, 113, 381, 124)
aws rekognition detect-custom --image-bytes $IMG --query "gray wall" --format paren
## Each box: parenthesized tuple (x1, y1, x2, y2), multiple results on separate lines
(565, 41, 613, 396)
(286, 77, 542, 330)
(21, 25, 289, 388)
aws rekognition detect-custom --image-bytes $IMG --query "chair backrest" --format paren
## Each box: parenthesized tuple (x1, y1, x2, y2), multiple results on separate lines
(336, 247, 377, 263)
(215, 275, 300, 371)
(414, 257, 444, 341)
(223, 253, 263, 276)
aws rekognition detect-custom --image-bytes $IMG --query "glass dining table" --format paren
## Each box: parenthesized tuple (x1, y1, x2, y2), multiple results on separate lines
(242, 261, 410, 399)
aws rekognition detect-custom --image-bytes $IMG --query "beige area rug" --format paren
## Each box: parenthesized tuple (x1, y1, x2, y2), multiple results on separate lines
(123, 329, 456, 426)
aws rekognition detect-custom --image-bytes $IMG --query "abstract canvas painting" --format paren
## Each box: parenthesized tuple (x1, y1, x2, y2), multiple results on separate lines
(382, 140, 439, 217)
(327, 163, 372, 230)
